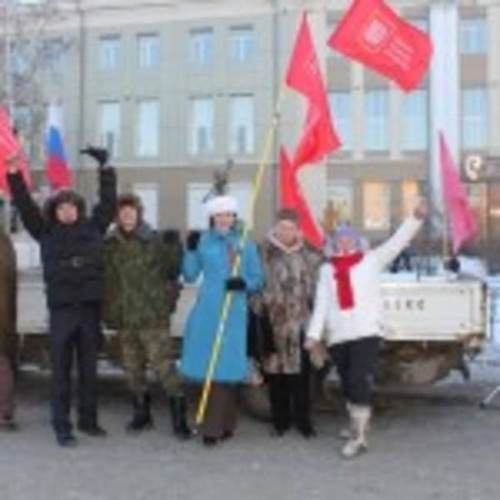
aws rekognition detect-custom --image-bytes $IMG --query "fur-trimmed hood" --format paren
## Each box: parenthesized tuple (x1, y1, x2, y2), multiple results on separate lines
(266, 229, 305, 255)
(43, 190, 86, 223)
(107, 220, 154, 242)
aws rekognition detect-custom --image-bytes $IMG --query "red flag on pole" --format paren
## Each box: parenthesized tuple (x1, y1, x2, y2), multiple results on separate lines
(279, 147, 324, 248)
(0, 108, 32, 195)
(328, 0, 433, 92)
(439, 131, 478, 253)
(286, 13, 341, 167)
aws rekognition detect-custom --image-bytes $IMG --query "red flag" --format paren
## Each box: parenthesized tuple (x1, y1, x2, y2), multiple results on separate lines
(279, 147, 324, 248)
(0, 108, 32, 195)
(328, 0, 433, 92)
(286, 13, 341, 167)
(439, 131, 478, 253)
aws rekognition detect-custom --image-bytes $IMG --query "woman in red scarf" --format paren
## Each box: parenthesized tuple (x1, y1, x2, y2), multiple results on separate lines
(305, 200, 427, 458)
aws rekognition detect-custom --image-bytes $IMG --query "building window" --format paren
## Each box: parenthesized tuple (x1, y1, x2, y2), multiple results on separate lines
(42, 37, 65, 74)
(229, 26, 255, 63)
(363, 182, 390, 230)
(98, 101, 121, 157)
(462, 87, 488, 149)
(329, 92, 352, 150)
(133, 184, 159, 229)
(365, 90, 388, 151)
(10, 41, 30, 77)
(401, 181, 420, 218)
(14, 105, 42, 162)
(402, 89, 428, 151)
(228, 95, 254, 155)
(138, 34, 160, 68)
(460, 18, 487, 54)
(99, 35, 121, 70)
(467, 183, 487, 238)
(189, 97, 214, 155)
(136, 99, 160, 157)
(326, 180, 353, 225)
(189, 28, 213, 65)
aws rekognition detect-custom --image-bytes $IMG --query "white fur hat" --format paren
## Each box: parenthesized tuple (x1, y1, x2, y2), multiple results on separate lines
(205, 195, 239, 216)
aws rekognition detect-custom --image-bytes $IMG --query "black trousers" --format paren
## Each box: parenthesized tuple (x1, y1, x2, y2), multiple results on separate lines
(267, 349, 312, 431)
(331, 336, 381, 406)
(49, 303, 101, 434)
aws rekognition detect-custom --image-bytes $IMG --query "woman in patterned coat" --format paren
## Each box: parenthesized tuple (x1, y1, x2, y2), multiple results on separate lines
(255, 208, 323, 437)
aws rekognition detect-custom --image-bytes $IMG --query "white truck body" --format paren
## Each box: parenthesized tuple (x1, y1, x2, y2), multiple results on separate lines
(381, 276, 485, 345)
(18, 273, 486, 346)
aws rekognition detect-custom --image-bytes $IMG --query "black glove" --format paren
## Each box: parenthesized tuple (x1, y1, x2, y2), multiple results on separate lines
(80, 145, 109, 167)
(186, 230, 201, 251)
(226, 277, 247, 291)
(445, 257, 460, 273)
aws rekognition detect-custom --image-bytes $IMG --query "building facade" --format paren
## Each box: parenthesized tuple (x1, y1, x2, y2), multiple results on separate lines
(3, 0, 500, 259)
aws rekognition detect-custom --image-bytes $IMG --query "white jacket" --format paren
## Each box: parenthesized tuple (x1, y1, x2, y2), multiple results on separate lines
(306, 216, 423, 346)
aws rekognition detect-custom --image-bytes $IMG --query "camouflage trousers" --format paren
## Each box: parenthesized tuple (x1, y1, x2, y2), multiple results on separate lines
(119, 328, 182, 397)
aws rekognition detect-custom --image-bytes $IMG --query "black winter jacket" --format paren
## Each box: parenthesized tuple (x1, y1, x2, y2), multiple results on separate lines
(7, 168, 117, 309)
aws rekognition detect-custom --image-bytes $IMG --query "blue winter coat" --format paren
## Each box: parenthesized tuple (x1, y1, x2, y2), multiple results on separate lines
(180, 226, 264, 383)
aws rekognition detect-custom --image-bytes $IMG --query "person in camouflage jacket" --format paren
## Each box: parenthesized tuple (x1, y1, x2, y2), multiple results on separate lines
(103, 193, 190, 439)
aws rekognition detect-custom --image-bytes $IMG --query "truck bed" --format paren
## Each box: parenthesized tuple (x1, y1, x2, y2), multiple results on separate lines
(18, 271, 486, 344)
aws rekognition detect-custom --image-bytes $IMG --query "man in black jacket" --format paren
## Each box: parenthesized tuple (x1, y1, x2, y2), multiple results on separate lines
(6, 147, 116, 447)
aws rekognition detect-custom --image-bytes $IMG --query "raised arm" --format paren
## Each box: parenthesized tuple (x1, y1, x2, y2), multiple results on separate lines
(81, 146, 117, 234)
(6, 156, 44, 241)
(91, 166, 117, 234)
(372, 199, 427, 269)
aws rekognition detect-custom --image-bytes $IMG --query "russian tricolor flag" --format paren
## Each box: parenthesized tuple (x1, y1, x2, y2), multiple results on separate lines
(45, 104, 73, 189)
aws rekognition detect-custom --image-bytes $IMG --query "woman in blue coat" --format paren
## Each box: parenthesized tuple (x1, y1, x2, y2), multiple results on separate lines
(181, 194, 264, 446)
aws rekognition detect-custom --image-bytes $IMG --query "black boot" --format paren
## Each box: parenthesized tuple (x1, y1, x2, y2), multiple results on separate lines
(56, 431, 77, 448)
(168, 395, 192, 440)
(127, 393, 154, 433)
(77, 422, 108, 437)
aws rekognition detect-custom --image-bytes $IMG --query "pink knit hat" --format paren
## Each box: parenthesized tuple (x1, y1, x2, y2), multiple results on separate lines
(324, 224, 363, 256)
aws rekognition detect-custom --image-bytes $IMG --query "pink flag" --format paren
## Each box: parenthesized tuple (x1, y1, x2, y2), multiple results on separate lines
(439, 131, 478, 253)
(0, 107, 32, 195)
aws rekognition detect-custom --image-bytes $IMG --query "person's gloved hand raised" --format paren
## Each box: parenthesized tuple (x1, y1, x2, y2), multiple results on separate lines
(226, 277, 247, 292)
(80, 145, 109, 168)
(186, 230, 201, 251)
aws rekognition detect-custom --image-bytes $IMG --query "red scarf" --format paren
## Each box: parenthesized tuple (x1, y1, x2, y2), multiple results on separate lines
(331, 252, 364, 310)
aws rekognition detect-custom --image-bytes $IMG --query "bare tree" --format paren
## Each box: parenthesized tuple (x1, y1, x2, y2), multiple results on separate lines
(0, 0, 77, 161)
